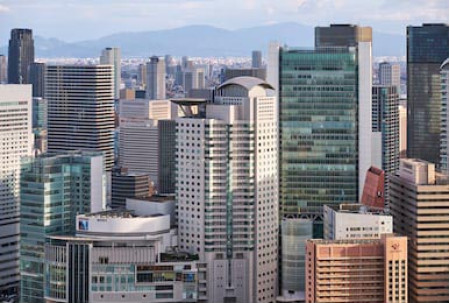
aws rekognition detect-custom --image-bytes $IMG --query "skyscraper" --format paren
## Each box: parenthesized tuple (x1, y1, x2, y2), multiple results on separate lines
(390, 159, 449, 303)
(0, 55, 7, 83)
(372, 85, 400, 205)
(146, 56, 166, 100)
(252, 50, 262, 68)
(119, 118, 176, 194)
(164, 54, 173, 75)
(378, 62, 401, 89)
(176, 77, 278, 303)
(45, 64, 115, 170)
(137, 63, 147, 88)
(29, 62, 46, 98)
(20, 151, 106, 303)
(277, 24, 373, 236)
(100, 47, 121, 99)
(440, 58, 449, 174)
(7, 29, 34, 84)
(407, 23, 449, 164)
(0, 85, 33, 295)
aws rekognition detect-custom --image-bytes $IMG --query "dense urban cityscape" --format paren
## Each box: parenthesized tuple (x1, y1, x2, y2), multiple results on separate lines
(0, 1, 448, 303)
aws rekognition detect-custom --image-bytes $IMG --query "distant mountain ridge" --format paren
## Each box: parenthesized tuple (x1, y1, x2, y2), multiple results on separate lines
(0, 23, 406, 58)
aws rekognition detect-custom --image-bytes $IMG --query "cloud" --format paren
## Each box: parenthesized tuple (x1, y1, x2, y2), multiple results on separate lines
(0, 4, 10, 13)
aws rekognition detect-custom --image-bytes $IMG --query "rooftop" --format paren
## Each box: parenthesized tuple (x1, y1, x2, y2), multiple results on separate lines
(217, 76, 274, 91)
(82, 209, 165, 218)
(129, 194, 175, 203)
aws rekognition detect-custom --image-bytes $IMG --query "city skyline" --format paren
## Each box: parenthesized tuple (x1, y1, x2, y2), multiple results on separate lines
(0, 0, 448, 43)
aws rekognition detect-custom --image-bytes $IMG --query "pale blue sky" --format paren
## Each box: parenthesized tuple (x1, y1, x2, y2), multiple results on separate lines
(0, 0, 448, 42)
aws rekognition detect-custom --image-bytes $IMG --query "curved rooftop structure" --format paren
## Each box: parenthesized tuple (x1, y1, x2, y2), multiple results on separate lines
(217, 76, 274, 91)
(441, 58, 449, 69)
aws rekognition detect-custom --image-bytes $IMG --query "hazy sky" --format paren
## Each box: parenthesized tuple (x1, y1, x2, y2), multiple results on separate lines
(0, 0, 448, 43)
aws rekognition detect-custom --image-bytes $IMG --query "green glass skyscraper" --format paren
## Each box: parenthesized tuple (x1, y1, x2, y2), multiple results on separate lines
(272, 25, 373, 236)
(407, 23, 449, 164)
(20, 151, 105, 303)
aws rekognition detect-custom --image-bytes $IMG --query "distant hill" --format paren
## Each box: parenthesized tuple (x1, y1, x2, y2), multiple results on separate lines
(0, 23, 406, 58)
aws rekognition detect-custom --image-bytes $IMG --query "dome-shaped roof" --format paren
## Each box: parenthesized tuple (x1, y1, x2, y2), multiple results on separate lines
(441, 58, 449, 69)
(217, 76, 274, 91)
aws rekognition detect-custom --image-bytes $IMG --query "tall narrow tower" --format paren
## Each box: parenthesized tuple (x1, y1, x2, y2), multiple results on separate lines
(7, 29, 34, 84)
(146, 56, 166, 100)
(100, 47, 121, 99)
(176, 77, 279, 303)
(407, 23, 449, 164)
(0, 85, 33, 294)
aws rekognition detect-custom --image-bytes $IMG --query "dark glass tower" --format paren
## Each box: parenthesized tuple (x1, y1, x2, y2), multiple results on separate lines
(29, 62, 46, 98)
(7, 28, 34, 84)
(407, 24, 449, 164)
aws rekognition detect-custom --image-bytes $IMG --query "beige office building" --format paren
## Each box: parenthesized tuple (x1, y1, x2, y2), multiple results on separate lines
(390, 158, 449, 303)
(305, 234, 408, 303)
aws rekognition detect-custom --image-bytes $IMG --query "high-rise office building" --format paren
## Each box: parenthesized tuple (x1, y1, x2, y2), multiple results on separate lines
(0, 85, 33, 294)
(390, 159, 449, 303)
(372, 85, 400, 205)
(137, 63, 147, 88)
(176, 77, 278, 303)
(252, 50, 262, 68)
(146, 56, 166, 100)
(276, 24, 373, 236)
(7, 29, 34, 84)
(305, 235, 408, 303)
(45, 64, 115, 171)
(378, 62, 401, 89)
(407, 24, 449, 164)
(440, 58, 449, 174)
(165, 54, 173, 75)
(20, 151, 106, 303)
(100, 47, 121, 99)
(0, 55, 7, 83)
(119, 118, 176, 193)
(29, 62, 45, 98)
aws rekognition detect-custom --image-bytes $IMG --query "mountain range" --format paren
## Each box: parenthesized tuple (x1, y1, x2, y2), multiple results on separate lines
(0, 23, 406, 58)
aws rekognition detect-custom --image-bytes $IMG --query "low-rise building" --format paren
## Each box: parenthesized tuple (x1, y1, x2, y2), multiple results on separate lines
(305, 234, 408, 303)
(44, 210, 207, 303)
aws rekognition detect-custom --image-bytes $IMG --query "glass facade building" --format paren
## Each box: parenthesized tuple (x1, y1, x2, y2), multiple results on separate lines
(279, 219, 313, 301)
(279, 47, 359, 234)
(372, 86, 399, 205)
(20, 151, 105, 303)
(407, 24, 449, 164)
(7, 28, 34, 84)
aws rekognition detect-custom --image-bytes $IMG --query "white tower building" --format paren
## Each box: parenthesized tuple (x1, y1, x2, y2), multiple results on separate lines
(146, 56, 166, 100)
(176, 77, 279, 303)
(100, 47, 121, 99)
(0, 85, 33, 293)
